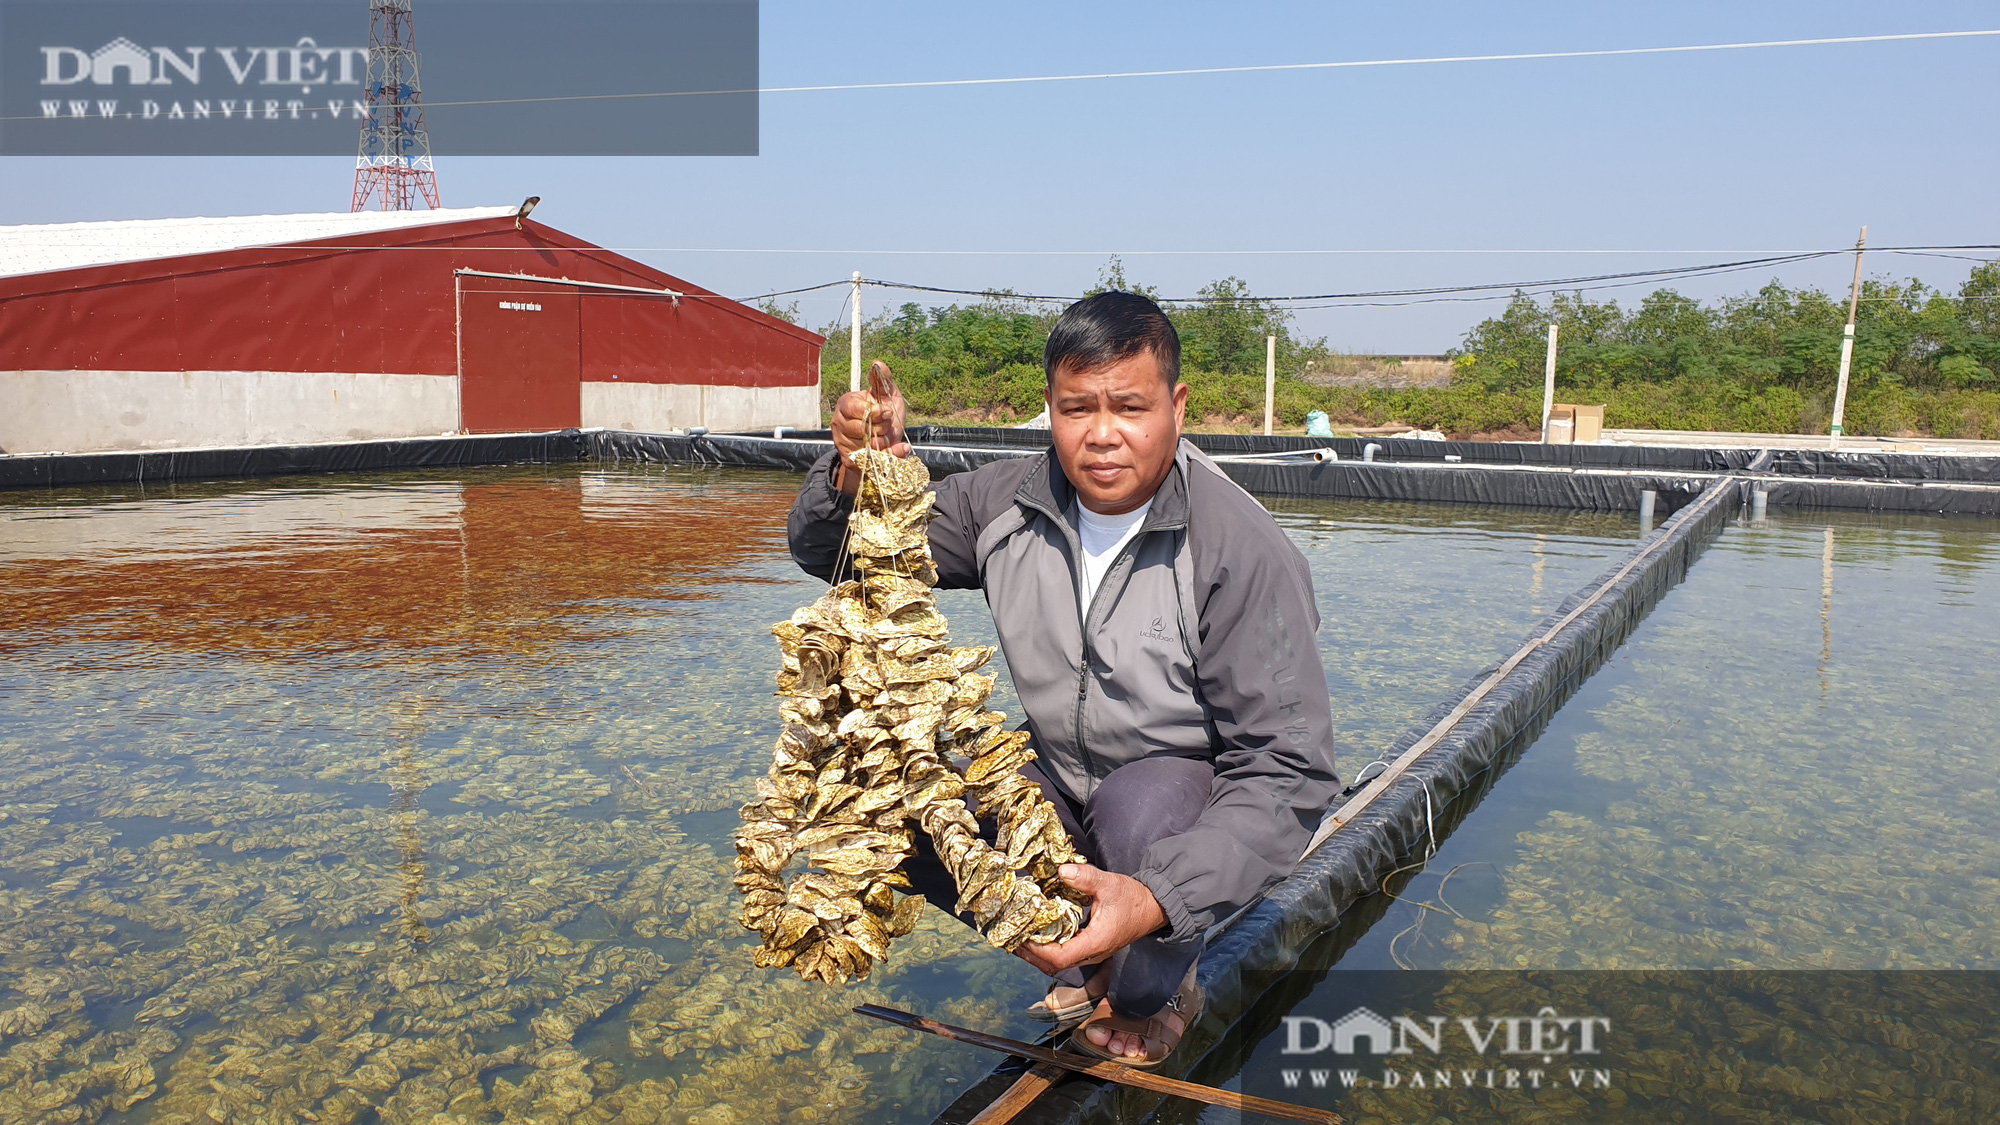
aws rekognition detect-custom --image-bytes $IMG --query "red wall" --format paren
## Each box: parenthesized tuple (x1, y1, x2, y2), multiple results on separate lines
(0, 217, 823, 387)
(579, 289, 815, 389)
(457, 274, 582, 432)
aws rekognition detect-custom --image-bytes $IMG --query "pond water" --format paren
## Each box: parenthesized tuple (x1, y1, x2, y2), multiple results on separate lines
(1212, 510, 2000, 1124)
(0, 463, 1640, 1125)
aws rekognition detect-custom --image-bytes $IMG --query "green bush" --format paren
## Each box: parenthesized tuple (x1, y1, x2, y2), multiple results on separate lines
(814, 262, 2000, 438)
(1448, 264, 2000, 436)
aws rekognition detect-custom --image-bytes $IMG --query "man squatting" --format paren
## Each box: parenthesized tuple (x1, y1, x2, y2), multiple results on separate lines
(787, 291, 1341, 1066)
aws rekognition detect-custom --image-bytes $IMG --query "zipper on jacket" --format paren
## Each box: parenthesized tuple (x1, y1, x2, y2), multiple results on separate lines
(1012, 449, 1191, 795)
(1069, 541, 1095, 789)
(1073, 537, 1143, 788)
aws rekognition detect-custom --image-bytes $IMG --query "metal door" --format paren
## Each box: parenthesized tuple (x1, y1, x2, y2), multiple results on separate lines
(457, 275, 581, 432)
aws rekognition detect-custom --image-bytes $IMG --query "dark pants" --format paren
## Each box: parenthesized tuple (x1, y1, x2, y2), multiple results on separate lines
(902, 754, 1213, 1019)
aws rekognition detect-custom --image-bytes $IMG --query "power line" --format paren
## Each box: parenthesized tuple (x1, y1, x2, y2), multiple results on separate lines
(637, 245, 2000, 259)
(11, 242, 1987, 257)
(6, 28, 1993, 121)
(13, 27, 1968, 122)
(821, 245, 2000, 309)
(390, 28, 2000, 110)
(857, 253, 1836, 304)
(611, 247, 1844, 257)
(730, 279, 852, 301)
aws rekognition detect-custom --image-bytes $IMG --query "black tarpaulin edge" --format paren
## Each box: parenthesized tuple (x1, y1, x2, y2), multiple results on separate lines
(906, 424, 1054, 449)
(637, 431, 1724, 514)
(1768, 448, 2000, 484)
(1190, 433, 1754, 472)
(897, 425, 2000, 482)
(16, 428, 1998, 499)
(586, 430, 1035, 478)
(0, 431, 590, 490)
(1747, 475, 2000, 515)
(956, 477, 1737, 1125)
(1216, 457, 1715, 513)
(884, 425, 1756, 472)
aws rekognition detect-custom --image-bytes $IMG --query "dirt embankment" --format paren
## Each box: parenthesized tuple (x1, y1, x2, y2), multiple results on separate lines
(1300, 355, 1454, 389)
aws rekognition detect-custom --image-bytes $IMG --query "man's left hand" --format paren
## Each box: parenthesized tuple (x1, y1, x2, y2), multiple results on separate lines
(1016, 863, 1167, 975)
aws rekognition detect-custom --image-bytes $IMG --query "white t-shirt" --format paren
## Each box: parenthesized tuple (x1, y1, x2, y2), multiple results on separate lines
(1074, 499, 1153, 606)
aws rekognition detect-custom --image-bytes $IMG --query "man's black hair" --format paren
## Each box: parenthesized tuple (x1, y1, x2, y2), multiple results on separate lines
(1044, 291, 1181, 388)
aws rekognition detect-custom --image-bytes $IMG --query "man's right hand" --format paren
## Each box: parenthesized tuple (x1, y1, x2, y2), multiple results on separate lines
(830, 360, 910, 494)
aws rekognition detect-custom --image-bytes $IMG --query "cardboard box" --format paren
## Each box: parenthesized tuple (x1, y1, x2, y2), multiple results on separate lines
(1546, 405, 1575, 443)
(1546, 403, 1605, 444)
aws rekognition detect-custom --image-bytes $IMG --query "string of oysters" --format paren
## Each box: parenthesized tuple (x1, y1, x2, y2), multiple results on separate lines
(734, 447, 1088, 984)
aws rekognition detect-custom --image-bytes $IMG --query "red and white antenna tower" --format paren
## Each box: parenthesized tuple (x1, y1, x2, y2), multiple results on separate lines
(350, 0, 441, 211)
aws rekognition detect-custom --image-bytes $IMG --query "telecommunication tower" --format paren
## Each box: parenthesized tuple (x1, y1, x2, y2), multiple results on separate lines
(350, 0, 441, 211)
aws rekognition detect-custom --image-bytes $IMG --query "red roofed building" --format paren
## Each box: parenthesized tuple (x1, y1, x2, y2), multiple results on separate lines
(0, 207, 824, 454)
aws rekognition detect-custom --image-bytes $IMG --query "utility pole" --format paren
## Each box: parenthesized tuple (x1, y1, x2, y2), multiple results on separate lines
(1828, 226, 1867, 446)
(1540, 323, 1559, 442)
(1263, 336, 1276, 436)
(850, 271, 863, 394)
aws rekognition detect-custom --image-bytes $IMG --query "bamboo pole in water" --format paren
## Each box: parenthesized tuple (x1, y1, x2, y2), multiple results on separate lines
(854, 1005, 1342, 1124)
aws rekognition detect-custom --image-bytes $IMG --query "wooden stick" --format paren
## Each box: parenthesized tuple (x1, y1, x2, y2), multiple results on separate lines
(853, 1005, 1342, 1125)
(966, 1061, 1066, 1125)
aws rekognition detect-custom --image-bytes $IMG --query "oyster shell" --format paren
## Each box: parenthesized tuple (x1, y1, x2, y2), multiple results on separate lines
(734, 449, 1087, 982)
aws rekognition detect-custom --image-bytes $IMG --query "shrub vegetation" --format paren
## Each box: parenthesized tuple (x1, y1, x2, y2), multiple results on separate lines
(808, 261, 2000, 438)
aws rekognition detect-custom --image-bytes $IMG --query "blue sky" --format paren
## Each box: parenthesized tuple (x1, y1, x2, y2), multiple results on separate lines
(3, 0, 1996, 351)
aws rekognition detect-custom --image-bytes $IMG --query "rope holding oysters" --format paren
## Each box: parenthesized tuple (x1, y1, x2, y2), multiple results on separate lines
(734, 448, 1088, 984)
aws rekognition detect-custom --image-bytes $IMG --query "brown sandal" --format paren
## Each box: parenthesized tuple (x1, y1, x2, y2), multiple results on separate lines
(1026, 961, 1111, 1022)
(1068, 963, 1203, 1069)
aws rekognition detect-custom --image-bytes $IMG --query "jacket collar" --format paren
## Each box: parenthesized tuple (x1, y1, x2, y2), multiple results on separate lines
(1014, 438, 1194, 535)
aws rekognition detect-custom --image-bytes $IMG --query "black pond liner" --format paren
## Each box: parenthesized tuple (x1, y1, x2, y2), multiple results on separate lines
(1767, 448, 2000, 484)
(7, 425, 1998, 508)
(1212, 457, 1715, 514)
(0, 430, 590, 489)
(588, 430, 1031, 478)
(931, 477, 1741, 1125)
(1743, 475, 2000, 515)
(902, 425, 1755, 473)
(603, 431, 1728, 514)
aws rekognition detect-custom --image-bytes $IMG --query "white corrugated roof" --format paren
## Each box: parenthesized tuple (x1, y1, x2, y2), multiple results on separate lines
(0, 207, 518, 279)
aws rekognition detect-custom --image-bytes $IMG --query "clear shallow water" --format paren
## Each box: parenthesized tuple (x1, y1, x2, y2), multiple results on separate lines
(1208, 511, 2000, 1124)
(1263, 497, 1639, 759)
(0, 465, 1638, 1125)
(1337, 510, 2000, 974)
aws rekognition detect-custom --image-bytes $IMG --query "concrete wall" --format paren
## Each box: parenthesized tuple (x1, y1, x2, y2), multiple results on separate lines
(0, 370, 460, 455)
(580, 381, 821, 434)
(0, 369, 824, 455)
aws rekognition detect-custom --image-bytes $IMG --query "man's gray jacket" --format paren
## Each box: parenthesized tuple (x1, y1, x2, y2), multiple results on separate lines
(787, 439, 1341, 944)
